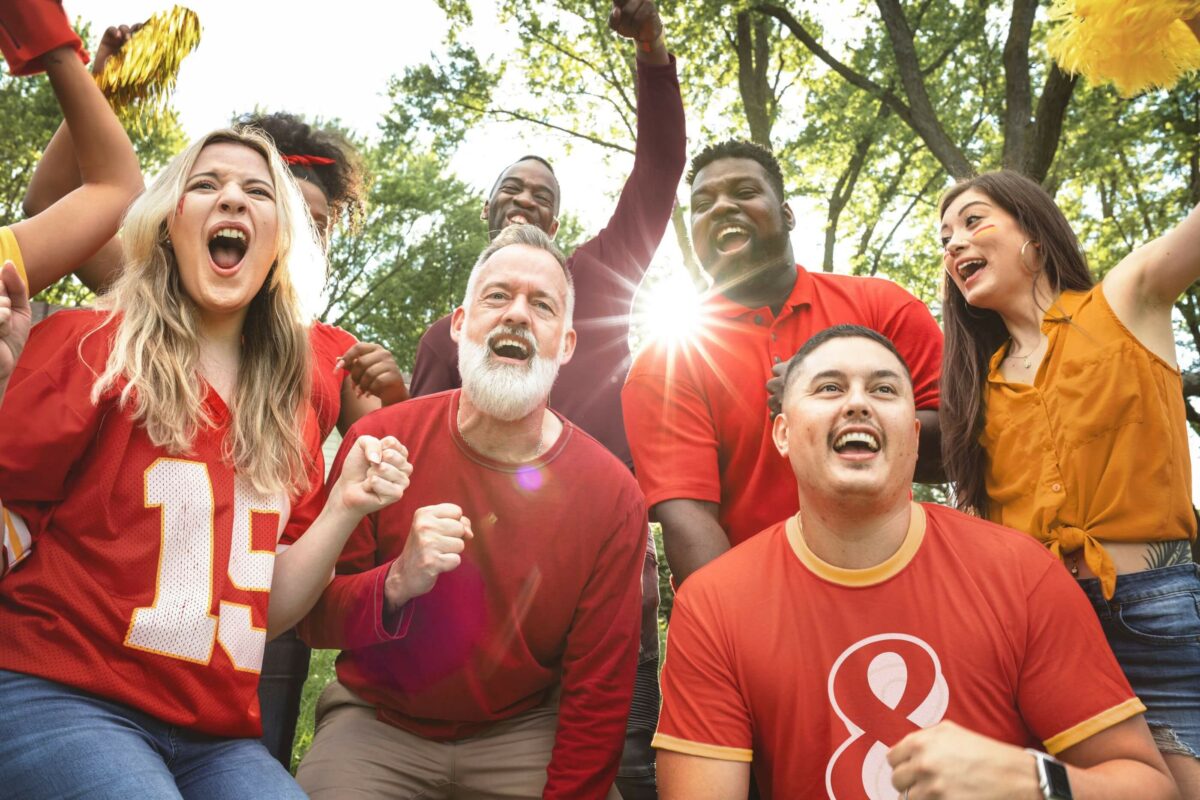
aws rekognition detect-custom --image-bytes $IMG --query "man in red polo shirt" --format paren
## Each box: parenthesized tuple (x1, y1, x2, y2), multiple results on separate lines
(622, 139, 942, 584)
(654, 326, 1174, 800)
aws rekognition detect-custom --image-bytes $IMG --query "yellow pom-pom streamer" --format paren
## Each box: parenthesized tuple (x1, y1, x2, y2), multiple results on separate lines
(1048, 0, 1200, 97)
(94, 6, 201, 117)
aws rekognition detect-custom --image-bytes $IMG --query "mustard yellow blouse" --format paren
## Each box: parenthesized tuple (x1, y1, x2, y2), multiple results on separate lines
(980, 285, 1196, 599)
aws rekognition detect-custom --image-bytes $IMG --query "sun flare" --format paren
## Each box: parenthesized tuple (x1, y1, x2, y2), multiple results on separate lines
(637, 271, 702, 344)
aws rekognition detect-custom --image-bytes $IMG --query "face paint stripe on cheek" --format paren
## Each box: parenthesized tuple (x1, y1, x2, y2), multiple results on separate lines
(176, 196, 186, 216)
(970, 224, 996, 239)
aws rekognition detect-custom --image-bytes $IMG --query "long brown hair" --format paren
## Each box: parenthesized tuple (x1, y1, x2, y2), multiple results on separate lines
(939, 171, 1093, 515)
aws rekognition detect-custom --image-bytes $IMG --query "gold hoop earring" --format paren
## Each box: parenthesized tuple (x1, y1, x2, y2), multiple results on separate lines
(1019, 240, 1041, 274)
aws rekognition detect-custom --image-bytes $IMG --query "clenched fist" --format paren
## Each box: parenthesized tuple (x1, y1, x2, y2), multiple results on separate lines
(330, 435, 412, 517)
(609, 0, 663, 47)
(384, 503, 474, 614)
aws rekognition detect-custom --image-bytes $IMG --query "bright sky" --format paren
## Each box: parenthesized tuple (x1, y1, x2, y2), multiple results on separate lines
(83, 1, 1200, 487)
(80, 1, 830, 265)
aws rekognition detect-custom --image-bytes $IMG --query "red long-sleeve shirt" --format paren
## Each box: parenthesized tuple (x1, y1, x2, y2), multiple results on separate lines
(408, 57, 687, 469)
(298, 390, 647, 799)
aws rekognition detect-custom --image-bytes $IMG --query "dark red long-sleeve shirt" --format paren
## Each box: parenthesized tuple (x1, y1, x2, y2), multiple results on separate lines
(408, 57, 687, 468)
(298, 390, 647, 799)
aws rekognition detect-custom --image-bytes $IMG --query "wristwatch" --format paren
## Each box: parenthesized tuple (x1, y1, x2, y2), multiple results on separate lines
(1027, 749, 1073, 799)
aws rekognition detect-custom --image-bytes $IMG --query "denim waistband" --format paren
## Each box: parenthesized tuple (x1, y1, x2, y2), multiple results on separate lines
(1076, 563, 1200, 616)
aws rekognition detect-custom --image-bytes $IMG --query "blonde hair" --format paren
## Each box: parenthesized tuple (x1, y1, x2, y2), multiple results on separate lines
(92, 128, 326, 494)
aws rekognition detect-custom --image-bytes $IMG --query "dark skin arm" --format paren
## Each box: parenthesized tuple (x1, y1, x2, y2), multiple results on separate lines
(336, 342, 410, 434)
(655, 499, 727, 586)
(767, 361, 945, 482)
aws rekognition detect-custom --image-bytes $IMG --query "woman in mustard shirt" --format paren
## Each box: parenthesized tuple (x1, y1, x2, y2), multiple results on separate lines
(937, 18, 1200, 792)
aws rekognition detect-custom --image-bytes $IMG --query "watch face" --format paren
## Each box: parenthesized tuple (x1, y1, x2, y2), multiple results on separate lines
(1043, 756, 1072, 799)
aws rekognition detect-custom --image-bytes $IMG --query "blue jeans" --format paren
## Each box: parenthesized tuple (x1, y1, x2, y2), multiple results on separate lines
(1076, 563, 1200, 758)
(0, 669, 307, 799)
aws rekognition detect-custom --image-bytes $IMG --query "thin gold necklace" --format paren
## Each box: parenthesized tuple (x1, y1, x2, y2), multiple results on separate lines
(1005, 339, 1039, 369)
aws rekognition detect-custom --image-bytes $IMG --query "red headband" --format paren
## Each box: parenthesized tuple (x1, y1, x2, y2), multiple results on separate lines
(282, 154, 335, 167)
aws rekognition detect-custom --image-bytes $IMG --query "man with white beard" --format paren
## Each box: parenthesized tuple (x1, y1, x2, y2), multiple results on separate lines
(295, 225, 649, 800)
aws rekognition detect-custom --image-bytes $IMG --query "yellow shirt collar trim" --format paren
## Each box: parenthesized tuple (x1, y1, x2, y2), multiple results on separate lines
(786, 503, 926, 587)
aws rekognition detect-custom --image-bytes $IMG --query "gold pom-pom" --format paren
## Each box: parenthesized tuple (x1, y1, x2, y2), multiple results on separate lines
(1048, 0, 1200, 97)
(93, 6, 201, 115)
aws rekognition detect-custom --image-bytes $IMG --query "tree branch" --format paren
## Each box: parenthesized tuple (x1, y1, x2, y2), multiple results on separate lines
(757, 4, 891, 96)
(873, 0, 975, 178)
(825, 102, 890, 272)
(1027, 64, 1078, 183)
(1001, 0, 1037, 173)
(522, 27, 638, 118)
(870, 170, 941, 276)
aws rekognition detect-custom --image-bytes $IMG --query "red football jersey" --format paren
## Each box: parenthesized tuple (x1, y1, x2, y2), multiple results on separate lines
(654, 503, 1143, 799)
(0, 309, 324, 738)
(309, 321, 357, 441)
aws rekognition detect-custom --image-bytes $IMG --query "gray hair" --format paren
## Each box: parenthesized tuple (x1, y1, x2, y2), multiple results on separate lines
(462, 224, 574, 326)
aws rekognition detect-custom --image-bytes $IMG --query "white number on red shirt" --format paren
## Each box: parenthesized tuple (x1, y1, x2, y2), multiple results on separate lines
(123, 458, 286, 672)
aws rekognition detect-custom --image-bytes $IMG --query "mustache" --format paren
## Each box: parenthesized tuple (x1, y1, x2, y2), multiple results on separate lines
(486, 324, 538, 356)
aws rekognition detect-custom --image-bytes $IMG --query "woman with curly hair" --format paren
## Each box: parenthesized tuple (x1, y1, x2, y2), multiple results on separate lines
(0, 126, 411, 798)
(938, 18, 1200, 791)
(234, 110, 409, 439)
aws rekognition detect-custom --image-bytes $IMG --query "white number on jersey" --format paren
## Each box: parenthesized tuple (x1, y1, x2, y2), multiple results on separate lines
(124, 458, 287, 672)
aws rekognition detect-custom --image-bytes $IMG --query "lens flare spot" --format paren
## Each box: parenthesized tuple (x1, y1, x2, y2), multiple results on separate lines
(516, 466, 543, 491)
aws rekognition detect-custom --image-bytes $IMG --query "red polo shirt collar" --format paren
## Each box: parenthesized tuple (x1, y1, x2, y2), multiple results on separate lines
(703, 265, 812, 322)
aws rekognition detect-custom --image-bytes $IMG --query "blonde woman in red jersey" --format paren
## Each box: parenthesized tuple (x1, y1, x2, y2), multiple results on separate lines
(23, 29, 411, 441)
(0, 127, 411, 799)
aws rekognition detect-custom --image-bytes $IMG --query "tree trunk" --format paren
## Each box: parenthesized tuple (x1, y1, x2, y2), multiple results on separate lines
(735, 11, 776, 148)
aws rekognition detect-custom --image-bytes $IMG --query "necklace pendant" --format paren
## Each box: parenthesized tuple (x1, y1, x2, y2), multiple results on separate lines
(1023, 355, 1031, 369)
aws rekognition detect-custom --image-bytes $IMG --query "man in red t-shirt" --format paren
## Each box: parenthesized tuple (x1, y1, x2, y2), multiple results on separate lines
(623, 139, 944, 585)
(654, 326, 1175, 800)
(296, 225, 647, 800)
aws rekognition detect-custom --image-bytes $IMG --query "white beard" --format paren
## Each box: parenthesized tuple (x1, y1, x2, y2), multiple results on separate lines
(458, 326, 562, 422)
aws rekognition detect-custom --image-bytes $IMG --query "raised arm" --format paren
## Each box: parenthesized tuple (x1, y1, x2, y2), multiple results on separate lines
(576, 1, 685, 285)
(611, 0, 669, 67)
(21, 25, 141, 219)
(10, 29, 141, 296)
(1101, 14, 1200, 363)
